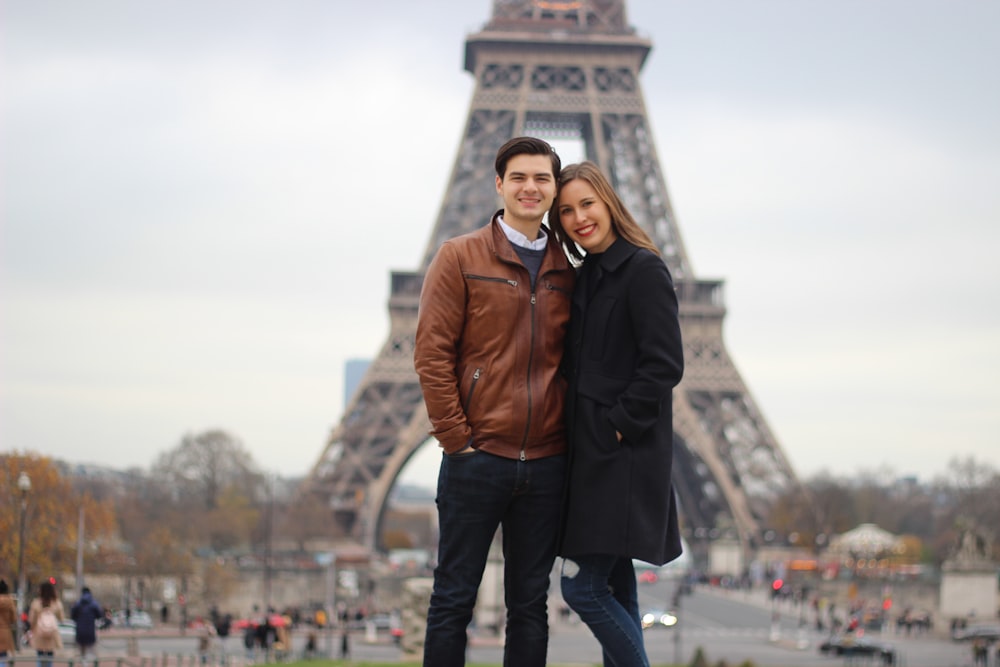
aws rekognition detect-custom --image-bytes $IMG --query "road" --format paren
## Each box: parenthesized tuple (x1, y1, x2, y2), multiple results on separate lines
(87, 583, 975, 666)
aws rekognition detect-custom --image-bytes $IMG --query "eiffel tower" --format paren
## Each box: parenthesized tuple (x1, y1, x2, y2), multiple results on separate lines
(301, 0, 800, 560)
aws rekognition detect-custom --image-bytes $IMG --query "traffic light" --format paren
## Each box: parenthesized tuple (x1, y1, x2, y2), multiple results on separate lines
(771, 578, 784, 598)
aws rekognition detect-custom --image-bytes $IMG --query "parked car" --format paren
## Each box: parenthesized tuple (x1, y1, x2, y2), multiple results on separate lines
(370, 612, 400, 631)
(819, 633, 896, 664)
(58, 620, 77, 644)
(951, 624, 1000, 642)
(111, 610, 154, 629)
(369, 612, 403, 644)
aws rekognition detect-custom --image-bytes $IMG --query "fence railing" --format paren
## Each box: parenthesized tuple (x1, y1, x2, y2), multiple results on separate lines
(5, 654, 250, 667)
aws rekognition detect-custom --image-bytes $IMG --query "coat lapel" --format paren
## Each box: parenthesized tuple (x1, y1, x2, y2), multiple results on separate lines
(587, 238, 638, 299)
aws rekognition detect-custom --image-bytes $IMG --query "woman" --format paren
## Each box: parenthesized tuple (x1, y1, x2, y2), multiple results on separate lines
(28, 580, 64, 667)
(550, 162, 684, 667)
(0, 580, 17, 667)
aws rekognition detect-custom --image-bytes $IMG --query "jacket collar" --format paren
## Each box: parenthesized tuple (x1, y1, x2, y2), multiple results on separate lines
(489, 210, 571, 273)
(586, 237, 638, 274)
(489, 210, 520, 265)
(574, 239, 638, 309)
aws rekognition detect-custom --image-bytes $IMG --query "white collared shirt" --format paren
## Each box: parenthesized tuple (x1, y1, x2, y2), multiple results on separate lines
(498, 215, 548, 251)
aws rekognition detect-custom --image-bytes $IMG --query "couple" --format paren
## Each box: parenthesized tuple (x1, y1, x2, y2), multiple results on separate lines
(414, 136, 684, 667)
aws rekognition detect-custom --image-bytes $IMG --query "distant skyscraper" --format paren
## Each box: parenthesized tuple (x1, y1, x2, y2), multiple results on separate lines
(344, 359, 370, 409)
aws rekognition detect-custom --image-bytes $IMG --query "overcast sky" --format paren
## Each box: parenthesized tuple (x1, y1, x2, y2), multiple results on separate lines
(3, 0, 998, 488)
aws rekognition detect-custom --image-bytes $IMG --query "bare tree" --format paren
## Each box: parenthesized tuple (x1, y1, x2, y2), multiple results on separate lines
(148, 430, 266, 552)
(278, 493, 341, 552)
(153, 430, 264, 510)
(931, 456, 1000, 563)
(134, 525, 194, 577)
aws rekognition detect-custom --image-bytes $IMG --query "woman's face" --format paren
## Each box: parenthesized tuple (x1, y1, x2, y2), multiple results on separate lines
(556, 178, 617, 254)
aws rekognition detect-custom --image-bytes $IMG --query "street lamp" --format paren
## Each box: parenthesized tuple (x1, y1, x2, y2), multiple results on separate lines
(16, 471, 32, 602)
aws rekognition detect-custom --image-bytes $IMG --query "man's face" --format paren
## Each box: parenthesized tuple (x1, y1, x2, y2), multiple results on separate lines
(495, 154, 557, 226)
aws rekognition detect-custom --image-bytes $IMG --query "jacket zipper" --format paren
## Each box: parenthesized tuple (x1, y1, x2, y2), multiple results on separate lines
(544, 280, 571, 296)
(466, 274, 518, 288)
(519, 291, 536, 461)
(469, 270, 526, 456)
(524, 277, 571, 459)
(463, 367, 481, 412)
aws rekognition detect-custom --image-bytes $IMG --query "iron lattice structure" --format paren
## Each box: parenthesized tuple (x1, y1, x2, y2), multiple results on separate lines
(300, 0, 799, 557)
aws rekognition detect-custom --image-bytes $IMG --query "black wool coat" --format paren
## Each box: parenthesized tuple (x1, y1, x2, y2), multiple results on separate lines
(559, 238, 685, 566)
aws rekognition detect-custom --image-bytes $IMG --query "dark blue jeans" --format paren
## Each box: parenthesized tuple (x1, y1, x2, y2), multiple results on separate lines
(561, 554, 648, 667)
(423, 449, 566, 667)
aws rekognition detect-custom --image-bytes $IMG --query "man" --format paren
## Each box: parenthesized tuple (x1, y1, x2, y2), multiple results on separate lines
(71, 587, 103, 659)
(415, 136, 574, 666)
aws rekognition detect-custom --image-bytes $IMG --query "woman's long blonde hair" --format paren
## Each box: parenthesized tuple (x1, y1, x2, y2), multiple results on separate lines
(549, 161, 660, 263)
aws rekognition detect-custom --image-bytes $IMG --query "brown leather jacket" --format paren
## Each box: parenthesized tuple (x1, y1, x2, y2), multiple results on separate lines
(415, 214, 575, 459)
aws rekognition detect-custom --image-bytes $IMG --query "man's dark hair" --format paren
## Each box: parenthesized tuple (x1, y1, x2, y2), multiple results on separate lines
(495, 136, 561, 180)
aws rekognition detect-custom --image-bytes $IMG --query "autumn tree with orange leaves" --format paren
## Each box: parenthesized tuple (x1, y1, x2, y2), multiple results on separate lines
(0, 452, 117, 594)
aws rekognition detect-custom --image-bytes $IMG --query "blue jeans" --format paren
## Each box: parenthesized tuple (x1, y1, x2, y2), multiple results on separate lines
(36, 650, 55, 667)
(423, 450, 566, 667)
(561, 554, 649, 667)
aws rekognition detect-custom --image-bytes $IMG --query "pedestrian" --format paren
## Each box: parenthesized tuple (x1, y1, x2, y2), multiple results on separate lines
(414, 135, 574, 666)
(302, 631, 317, 660)
(28, 580, 65, 667)
(273, 619, 290, 662)
(549, 161, 685, 667)
(0, 580, 16, 667)
(197, 620, 216, 665)
(254, 611, 272, 663)
(213, 612, 231, 661)
(70, 586, 104, 659)
(339, 626, 350, 660)
(972, 636, 987, 667)
(242, 619, 256, 664)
